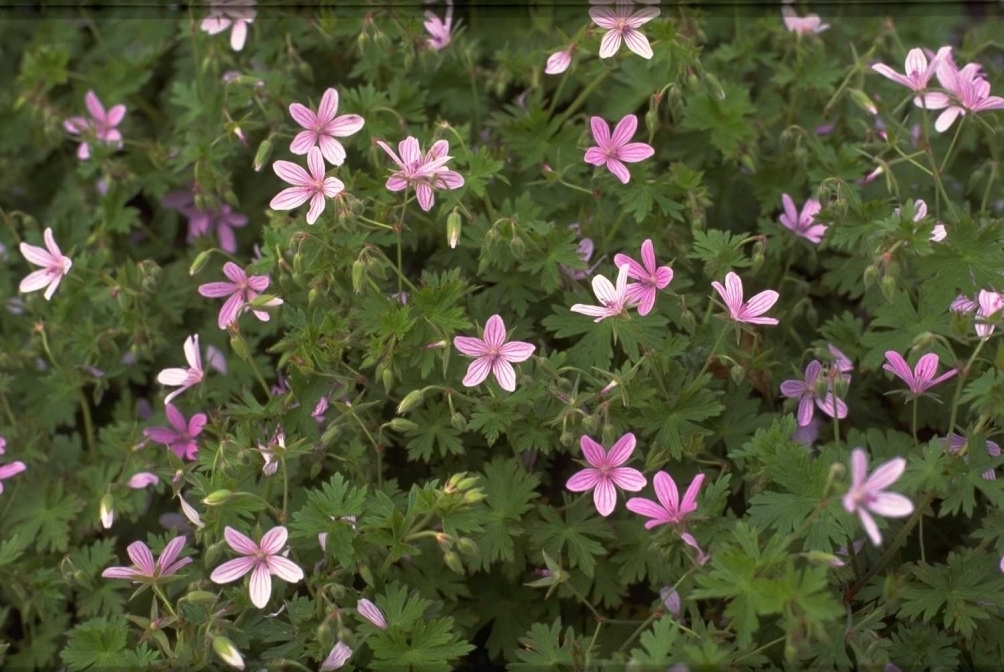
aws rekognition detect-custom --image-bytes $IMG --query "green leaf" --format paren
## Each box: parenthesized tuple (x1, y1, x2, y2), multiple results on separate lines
(60, 617, 130, 671)
(473, 458, 540, 570)
(527, 497, 615, 577)
(508, 618, 579, 671)
(628, 614, 681, 666)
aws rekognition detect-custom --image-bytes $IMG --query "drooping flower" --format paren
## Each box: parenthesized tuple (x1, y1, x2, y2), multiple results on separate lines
(872, 46, 951, 95)
(711, 272, 779, 325)
(143, 404, 208, 461)
(101, 536, 192, 582)
(357, 598, 388, 629)
(270, 147, 345, 225)
(976, 290, 1004, 339)
(570, 263, 632, 322)
(424, 0, 454, 51)
(779, 194, 826, 244)
(320, 641, 354, 671)
(200, 0, 257, 51)
(198, 262, 283, 330)
(453, 314, 535, 392)
(162, 188, 249, 254)
(127, 472, 160, 489)
(377, 136, 465, 212)
(288, 88, 365, 167)
(19, 227, 73, 301)
(565, 433, 647, 517)
(157, 335, 206, 405)
(63, 90, 126, 160)
(562, 237, 597, 281)
(589, 3, 660, 60)
(920, 59, 1004, 132)
(828, 344, 854, 374)
(779, 360, 848, 426)
(210, 526, 304, 609)
(882, 351, 957, 397)
(584, 114, 655, 184)
(545, 46, 574, 74)
(781, 6, 829, 35)
(842, 448, 914, 546)
(626, 471, 704, 528)
(944, 433, 1000, 480)
(613, 239, 673, 316)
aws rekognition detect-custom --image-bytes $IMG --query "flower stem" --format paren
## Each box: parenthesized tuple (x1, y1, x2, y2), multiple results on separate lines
(832, 411, 841, 450)
(912, 397, 919, 445)
(947, 338, 986, 437)
(280, 456, 290, 521)
(554, 68, 612, 127)
(152, 584, 178, 618)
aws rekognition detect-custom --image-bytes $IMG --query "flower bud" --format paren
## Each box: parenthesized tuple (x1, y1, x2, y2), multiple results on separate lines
(212, 636, 245, 670)
(702, 72, 726, 101)
(450, 412, 467, 432)
(455, 538, 479, 556)
(447, 209, 462, 249)
(389, 418, 419, 432)
(229, 333, 249, 360)
(510, 235, 526, 259)
(645, 107, 659, 140)
(880, 275, 897, 302)
(730, 364, 745, 385)
(186, 590, 218, 603)
(99, 494, 114, 529)
(203, 489, 233, 506)
(601, 424, 616, 447)
(443, 550, 464, 575)
(397, 389, 425, 414)
(351, 260, 365, 293)
(750, 251, 765, 275)
(805, 550, 845, 567)
(849, 88, 878, 116)
(862, 264, 879, 288)
(253, 137, 273, 173)
(381, 366, 394, 393)
(581, 414, 599, 433)
(189, 249, 214, 276)
(560, 430, 574, 447)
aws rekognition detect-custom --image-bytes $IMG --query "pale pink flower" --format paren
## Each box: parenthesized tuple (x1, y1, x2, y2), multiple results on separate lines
(377, 136, 465, 212)
(584, 114, 655, 184)
(19, 228, 72, 300)
(157, 335, 205, 405)
(318, 515, 357, 552)
(660, 586, 682, 619)
(321, 642, 353, 671)
(779, 194, 826, 244)
(179, 494, 205, 529)
(357, 598, 388, 629)
(210, 526, 304, 609)
(626, 470, 704, 528)
(206, 344, 228, 375)
(198, 262, 283, 330)
(288, 88, 365, 167)
(270, 147, 344, 225)
(545, 47, 574, 75)
(920, 60, 1004, 132)
(63, 90, 126, 160)
(99, 496, 114, 529)
(843, 448, 914, 546)
(453, 314, 535, 392)
(828, 345, 853, 374)
(894, 199, 945, 242)
(781, 6, 829, 35)
(780, 361, 848, 426)
(566, 433, 647, 517)
(872, 47, 951, 95)
(143, 404, 207, 460)
(102, 537, 192, 582)
(945, 433, 1000, 480)
(571, 263, 632, 322)
(711, 272, 779, 325)
(424, 1, 454, 51)
(976, 290, 1004, 339)
(882, 351, 957, 397)
(162, 188, 249, 253)
(562, 237, 597, 281)
(200, 0, 256, 51)
(613, 239, 673, 316)
(589, 3, 660, 60)
(128, 472, 160, 489)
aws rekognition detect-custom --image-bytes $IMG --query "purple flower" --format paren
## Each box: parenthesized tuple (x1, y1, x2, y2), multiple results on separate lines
(780, 361, 848, 427)
(920, 59, 1004, 132)
(571, 263, 632, 322)
(626, 471, 704, 528)
(872, 46, 951, 94)
(0, 436, 26, 495)
(143, 404, 207, 460)
(210, 526, 304, 609)
(288, 88, 364, 167)
(882, 351, 957, 398)
(945, 433, 1000, 480)
(356, 598, 388, 629)
(320, 642, 353, 671)
(779, 194, 826, 244)
(377, 136, 464, 212)
(565, 433, 647, 517)
(843, 448, 914, 546)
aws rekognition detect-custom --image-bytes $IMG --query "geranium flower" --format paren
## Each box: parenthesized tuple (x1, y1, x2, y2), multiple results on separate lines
(321, 642, 353, 671)
(357, 598, 388, 629)
(157, 335, 206, 405)
(584, 114, 655, 184)
(63, 90, 125, 160)
(780, 360, 848, 426)
(589, 3, 660, 60)
(210, 526, 304, 609)
(711, 272, 779, 325)
(843, 448, 914, 546)
(288, 88, 365, 166)
(626, 470, 709, 562)
(571, 263, 632, 322)
(781, 6, 829, 35)
(424, 0, 454, 50)
(453, 314, 535, 392)
(545, 46, 574, 74)
(779, 194, 826, 244)
(613, 238, 673, 316)
(198, 262, 283, 330)
(377, 136, 465, 211)
(0, 437, 25, 495)
(882, 351, 957, 397)
(920, 59, 1004, 132)
(143, 404, 207, 461)
(566, 433, 647, 517)
(19, 228, 72, 301)
(944, 432, 1000, 480)
(102, 537, 192, 583)
(200, 0, 256, 51)
(872, 46, 951, 95)
(270, 147, 345, 225)
(162, 188, 249, 254)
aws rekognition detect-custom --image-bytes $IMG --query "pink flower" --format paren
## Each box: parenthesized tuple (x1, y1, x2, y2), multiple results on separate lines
(566, 432, 647, 517)
(872, 46, 951, 94)
(562, 237, 598, 281)
(453, 314, 535, 392)
(357, 598, 388, 629)
(882, 351, 957, 397)
(945, 433, 1000, 480)
(198, 262, 283, 330)
(288, 88, 365, 167)
(894, 199, 945, 242)
(270, 147, 345, 225)
(584, 115, 655, 184)
(920, 60, 1004, 132)
(779, 194, 826, 244)
(102, 537, 192, 582)
(321, 642, 353, 671)
(128, 472, 160, 489)
(589, 3, 660, 60)
(0, 439, 25, 494)
(842, 448, 914, 546)
(626, 470, 704, 528)
(545, 46, 574, 75)
(424, 1, 454, 51)
(63, 90, 126, 161)
(162, 188, 248, 253)
(780, 361, 848, 426)
(570, 263, 632, 322)
(828, 345, 853, 374)
(210, 526, 304, 609)
(200, 0, 256, 51)
(711, 272, 779, 325)
(206, 344, 228, 375)
(143, 404, 207, 460)
(613, 239, 674, 316)
(781, 7, 829, 35)
(377, 136, 465, 212)
(792, 416, 823, 447)
(19, 228, 72, 300)
(157, 335, 206, 405)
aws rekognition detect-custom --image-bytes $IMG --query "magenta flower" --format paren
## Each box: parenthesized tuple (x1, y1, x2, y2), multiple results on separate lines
(198, 262, 283, 330)
(562, 237, 598, 281)
(613, 239, 673, 316)
(976, 290, 1004, 339)
(288, 88, 365, 167)
(589, 3, 660, 60)
(19, 228, 72, 301)
(781, 7, 829, 35)
(626, 471, 704, 528)
(143, 404, 207, 460)
(828, 344, 853, 374)
(584, 115, 655, 184)
(570, 263, 632, 322)
(210, 526, 304, 609)
(63, 90, 125, 160)
(424, 2, 454, 51)
(453, 314, 535, 392)
(779, 194, 826, 244)
(872, 46, 951, 95)
(200, 0, 256, 51)
(566, 433, 647, 517)
(711, 272, 779, 325)
(843, 448, 914, 546)
(545, 46, 574, 75)
(0, 438, 25, 495)
(321, 642, 354, 672)
(920, 60, 1004, 132)
(882, 351, 957, 398)
(945, 433, 1000, 480)
(162, 188, 249, 254)
(780, 361, 848, 426)
(157, 335, 205, 405)
(357, 598, 388, 629)
(102, 536, 192, 583)
(377, 136, 465, 212)
(270, 147, 344, 226)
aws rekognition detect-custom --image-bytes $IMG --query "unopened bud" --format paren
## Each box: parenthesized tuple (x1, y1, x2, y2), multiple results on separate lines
(510, 236, 526, 259)
(456, 538, 479, 556)
(601, 424, 616, 446)
(443, 550, 464, 575)
(253, 137, 274, 172)
(560, 430, 574, 447)
(213, 636, 245, 670)
(186, 590, 218, 603)
(880, 274, 897, 302)
(351, 260, 365, 293)
(230, 333, 249, 360)
(645, 107, 659, 139)
(862, 264, 879, 288)
(389, 418, 419, 432)
(805, 550, 845, 567)
(203, 489, 234, 506)
(189, 249, 213, 276)
(739, 153, 757, 174)
(99, 494, 114, 529)
(450, 412, 467, 432)
(849, 88, 878, 116)
(702, 72, 726, 101)
(381, 366, 393, 392)
(397, 389, 425, 414)
(750, 251, 765, 275)
(581, 414, 599, 433)
(447, 210, 462, 249)
(730, 364, 745, 385)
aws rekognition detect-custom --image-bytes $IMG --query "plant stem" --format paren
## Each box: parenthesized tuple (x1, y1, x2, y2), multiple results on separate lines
(947, 338, 986, 437)
(912, 397, 919, 445)
(280, 456, 290, 520)
(832, 411, 841, 450)
(554, 68, 612, 126)
(153, 585, 178, 618)
(78, 389, 97, 459)
(939, 118, 964, 175)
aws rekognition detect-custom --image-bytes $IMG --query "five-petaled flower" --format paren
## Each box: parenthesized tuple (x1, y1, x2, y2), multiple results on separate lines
(920, 59, 1004, 132)
(565, 432, 647, 517)
(377, 136, 465, 212)
(143, 404, 208, 461)
(780, 360, 848, 426)
(198, 262, 283, 330)
(882, 350, 957, 398)
(945, 433, 1000, 480)
(589, 2, 660, 60)
(711, 272, 779, 325)
(63, 90, 126, 161)
(842, 448, 914, 546)
(19, 228, 72, 301)
(288, 88, 365, 167)
(270, 147, 345, 225)
(571, 263, 632, 322)
(781, 6, 829, 35)
(210, 526, 304, 609)
(157, 335, 206, 405)
(200, 0, 257, 51)
(872, 46, 951, 96)
(779, 194, 826, 244)
(453, 314, 535, 392)
(584, 114, 655, 184)
(626, 470, 709, 562)
(424, 1, 454, 51)
(613, 239, 673, 316)
(102, 536, 192, 583)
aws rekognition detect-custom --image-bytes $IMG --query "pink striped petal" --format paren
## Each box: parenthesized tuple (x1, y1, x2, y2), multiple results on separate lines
(210, 556, 256, 584)
(248, 562, 272, 608)
(224, 526, 260, 555)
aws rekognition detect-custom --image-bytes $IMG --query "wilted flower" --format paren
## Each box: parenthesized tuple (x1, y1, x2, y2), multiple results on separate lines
(565, 433, 647, 517)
